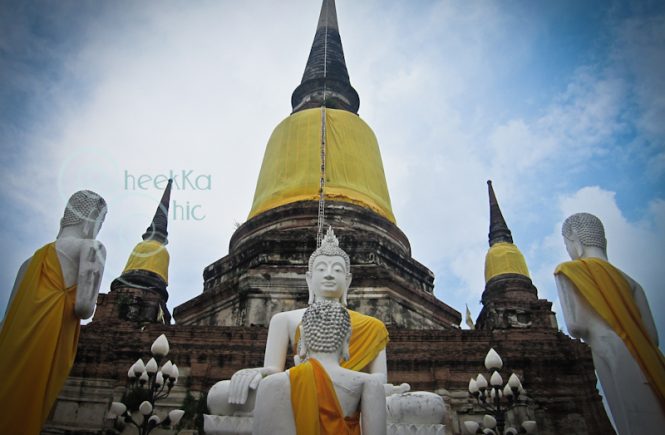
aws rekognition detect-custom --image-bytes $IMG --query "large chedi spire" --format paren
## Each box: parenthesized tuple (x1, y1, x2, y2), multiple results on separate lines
(247, 0, 394, 223)
(173, 0, 461, 330)
(291, 0, 360, 114)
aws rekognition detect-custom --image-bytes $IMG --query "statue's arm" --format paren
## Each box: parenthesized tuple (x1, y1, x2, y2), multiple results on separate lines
(554, 274, 589, 339)
(361, 375, 387, 435)
(367, 348, 388, 384)
(263, 312, 290, 373)
(228, 312, 290, 404)
(369, 342, 411, 395)
(75, 240, 106, 319)
(253, 372, 294, 435)
(627, 277, 659, 346)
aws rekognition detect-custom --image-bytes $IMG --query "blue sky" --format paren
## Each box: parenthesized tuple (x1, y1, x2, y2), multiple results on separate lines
(1, 0, 664, 345)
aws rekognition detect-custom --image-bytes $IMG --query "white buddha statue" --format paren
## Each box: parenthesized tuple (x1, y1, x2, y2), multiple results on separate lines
(0, 190, 108, 435)
(253, 300, 387, 435)
(554, 212, 665, 434)
(207, 227, 392, 418)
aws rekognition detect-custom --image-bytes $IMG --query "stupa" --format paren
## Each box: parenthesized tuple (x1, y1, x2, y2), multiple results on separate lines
(43, 2, 614, 434)
(173, 0, 459, 331)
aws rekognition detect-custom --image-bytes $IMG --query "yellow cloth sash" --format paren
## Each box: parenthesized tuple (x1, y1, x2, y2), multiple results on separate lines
(248, 107, 395, 223)
(0, 242, 80, 435)
(290, 358, 360, 435)
(122, 239, 170, 283)
(555, 258, 665, 410)
(294, 309, 389, 371)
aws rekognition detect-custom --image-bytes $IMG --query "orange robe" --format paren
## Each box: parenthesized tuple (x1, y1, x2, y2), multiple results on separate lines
(294, 309, 389, 371)
(290, 358, 360, 435)
(0, 243, 80, 435)
(555, 258, 665, 410)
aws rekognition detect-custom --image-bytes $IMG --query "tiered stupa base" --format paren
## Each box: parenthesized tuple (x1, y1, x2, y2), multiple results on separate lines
(174, 201, 460, 329)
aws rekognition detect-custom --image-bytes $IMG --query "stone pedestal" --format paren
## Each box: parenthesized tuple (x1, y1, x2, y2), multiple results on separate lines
(388, 423, 447, 435)
(203, 415, 253, 435)
(203, 415, 448, 435)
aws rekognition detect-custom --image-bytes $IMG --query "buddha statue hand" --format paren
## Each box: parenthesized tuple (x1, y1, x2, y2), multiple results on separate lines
(229, 368, 264, 405)
(384, 382, 411, 396)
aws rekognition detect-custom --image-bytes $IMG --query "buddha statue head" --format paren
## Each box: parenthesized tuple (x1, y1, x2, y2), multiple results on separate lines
(300, 300, 351, 361)
(58, 190, 108, 239)
(562, 212, 607, 260)
(306, 227, 352, 305)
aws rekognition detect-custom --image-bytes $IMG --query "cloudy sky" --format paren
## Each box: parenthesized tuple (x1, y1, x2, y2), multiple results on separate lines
(1, 0, 664, 343)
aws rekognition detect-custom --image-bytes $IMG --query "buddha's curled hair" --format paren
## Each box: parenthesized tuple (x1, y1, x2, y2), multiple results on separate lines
(301, 301, 351, 358)
(61, 190, 107, 228)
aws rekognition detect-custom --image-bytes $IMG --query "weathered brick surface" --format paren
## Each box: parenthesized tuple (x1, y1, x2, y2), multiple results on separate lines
(174, 201, 461, 329)
(477, 274, 558, 330)
(45, 203, 614, 434)
(53, 317, 613, 434)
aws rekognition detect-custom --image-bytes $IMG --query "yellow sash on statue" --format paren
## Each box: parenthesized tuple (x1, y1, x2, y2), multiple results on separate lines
(294, 309, 389, 371)
(555, 258, 665, 410)
(0, 242, 80, 435)
(290, 358, 360, 435)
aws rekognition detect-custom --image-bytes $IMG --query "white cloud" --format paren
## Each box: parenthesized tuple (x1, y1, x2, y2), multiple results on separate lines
(612, 13, 665, 140)
(485, 66, 628, 189)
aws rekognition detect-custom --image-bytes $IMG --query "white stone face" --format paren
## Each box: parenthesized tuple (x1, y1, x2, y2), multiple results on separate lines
(308, 255, 349, 301)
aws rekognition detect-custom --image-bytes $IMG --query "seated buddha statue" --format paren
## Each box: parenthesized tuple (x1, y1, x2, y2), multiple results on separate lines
(207, 227, 393, 416)
(253, 300, 386, 435)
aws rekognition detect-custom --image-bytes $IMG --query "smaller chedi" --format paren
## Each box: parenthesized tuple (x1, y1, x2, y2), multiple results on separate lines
(253, 300, 387, 435)
(111, 179, 172, 323)
(0, 190, 108, 435)
(554, 212, 665, 434)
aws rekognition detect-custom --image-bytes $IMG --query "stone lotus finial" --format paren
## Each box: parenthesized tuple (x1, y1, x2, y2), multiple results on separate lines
(308, 226, 350, 272)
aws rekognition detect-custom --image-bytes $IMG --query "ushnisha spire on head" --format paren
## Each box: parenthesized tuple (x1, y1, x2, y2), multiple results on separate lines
(308, 226, 350, 272)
